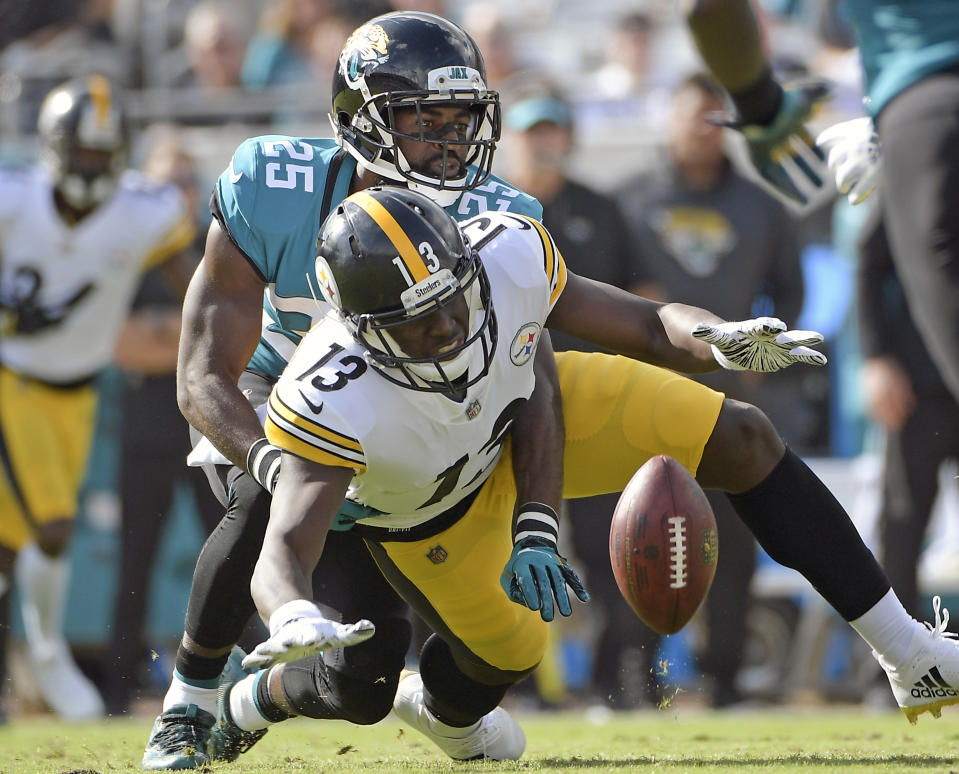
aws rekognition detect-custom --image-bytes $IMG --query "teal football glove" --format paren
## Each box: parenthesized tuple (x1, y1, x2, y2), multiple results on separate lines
(713, 80, 832, 206)
(500, 503, 589, 622)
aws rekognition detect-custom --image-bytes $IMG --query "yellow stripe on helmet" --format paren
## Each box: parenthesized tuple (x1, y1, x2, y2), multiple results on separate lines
(350, 191, 430, 283)
(88, 74, 112, 126)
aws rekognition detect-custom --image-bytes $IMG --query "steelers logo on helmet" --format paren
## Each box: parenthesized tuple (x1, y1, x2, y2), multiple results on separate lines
(38, 74, 128, 212)
(315, 187, 497, 398)
(314, 254, 341, 309)
(329, 11, 501, 207)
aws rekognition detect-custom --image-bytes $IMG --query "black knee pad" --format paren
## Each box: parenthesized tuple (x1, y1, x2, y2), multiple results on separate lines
(282, 617, 412, 725)
(419, 635, 513, 726)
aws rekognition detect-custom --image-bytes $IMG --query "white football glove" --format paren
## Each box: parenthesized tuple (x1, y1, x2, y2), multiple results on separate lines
(242, 599, 375, 669)
(692, 317, 827, 372)
(815, 117, 881, 205)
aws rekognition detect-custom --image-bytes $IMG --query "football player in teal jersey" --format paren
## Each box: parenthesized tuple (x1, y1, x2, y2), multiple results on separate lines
(143, 12, 547, 770)
(683, 0, 959, 407)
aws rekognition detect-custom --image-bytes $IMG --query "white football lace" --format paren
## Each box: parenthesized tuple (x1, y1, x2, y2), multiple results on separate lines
(925, 596, 958, 640)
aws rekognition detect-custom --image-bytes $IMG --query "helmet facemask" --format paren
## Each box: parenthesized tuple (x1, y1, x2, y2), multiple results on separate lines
(351, 249, 497, 400)
(43, 144, 127, 211)
(343, 82, 500, 189)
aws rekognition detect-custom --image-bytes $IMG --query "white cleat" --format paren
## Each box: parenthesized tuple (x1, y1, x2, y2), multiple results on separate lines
(876, 596, 959, 725)
(30, 641, 105, 721)
(393, 671, 525, 760)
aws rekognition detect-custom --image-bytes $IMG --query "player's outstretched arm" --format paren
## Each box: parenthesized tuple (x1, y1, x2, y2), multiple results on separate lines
(177, 218, 267, 468)
(246, 452, 366, 668)
(547, 272, 826, 374)
(546, 272, 721, 373)
(510, 333, 563, 514)
(501, 334, 589, 622)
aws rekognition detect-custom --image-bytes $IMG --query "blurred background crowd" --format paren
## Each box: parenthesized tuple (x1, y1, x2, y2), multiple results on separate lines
(0, 0, 957, 723)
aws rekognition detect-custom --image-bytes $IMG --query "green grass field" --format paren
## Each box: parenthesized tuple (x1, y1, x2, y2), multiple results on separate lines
(2, 705, 959, 774)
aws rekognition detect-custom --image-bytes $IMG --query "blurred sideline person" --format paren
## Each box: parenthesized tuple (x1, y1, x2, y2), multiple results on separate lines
(500, 86, 638, 708)
(0, 76, 194, 721)
(614, 72, 806, 708)
(177, 2, 249, 91)
(682, 0, 959, 409)
(459, 3, 523, 90)
(856, 200, 959, 626)
(100, 130, 230, 716)
(140, 11, 550, 770)
(241, 0, 344, 89)
(217, 188, 958, 765)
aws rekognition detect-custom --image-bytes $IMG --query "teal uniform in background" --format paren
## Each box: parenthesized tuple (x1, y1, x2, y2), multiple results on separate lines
(844, 0, 959, 116)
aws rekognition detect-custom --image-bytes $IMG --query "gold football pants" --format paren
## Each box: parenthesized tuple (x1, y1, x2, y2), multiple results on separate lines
(0, 367, 97, 551)
(370, 352, 725, 676)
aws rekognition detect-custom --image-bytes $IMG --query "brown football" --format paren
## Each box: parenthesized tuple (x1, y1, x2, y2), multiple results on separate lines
(609, 455, 718, 635)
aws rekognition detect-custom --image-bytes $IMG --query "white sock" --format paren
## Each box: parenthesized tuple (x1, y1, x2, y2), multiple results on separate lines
(425, 705, 480, 739)
(229, 671, 272, 731)
(14, 542, 69, 660)
(851, 588, 924, 665)
(162, 673, 218, 716)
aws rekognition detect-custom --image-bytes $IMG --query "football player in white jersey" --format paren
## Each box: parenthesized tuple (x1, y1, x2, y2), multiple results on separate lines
(202, 188, 959, 763)
(0, 75, 194, 722)
(143, 12, 557, 770)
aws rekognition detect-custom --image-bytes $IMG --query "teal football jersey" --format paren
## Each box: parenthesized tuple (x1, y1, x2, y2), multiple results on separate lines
(845, 0, 959, 116)
(215, 136, 543, 378)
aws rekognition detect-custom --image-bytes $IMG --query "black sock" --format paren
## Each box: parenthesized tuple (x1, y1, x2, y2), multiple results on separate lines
(729, 67, 784, 126)
(174, 647, 228, 684)
(728, 448, 890, 621)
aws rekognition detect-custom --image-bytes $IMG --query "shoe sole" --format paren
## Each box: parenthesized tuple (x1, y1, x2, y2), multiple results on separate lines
(902, 695, 959, 725)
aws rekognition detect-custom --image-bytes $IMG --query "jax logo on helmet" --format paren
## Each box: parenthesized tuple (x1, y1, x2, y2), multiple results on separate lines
(340, 23, 389, 84)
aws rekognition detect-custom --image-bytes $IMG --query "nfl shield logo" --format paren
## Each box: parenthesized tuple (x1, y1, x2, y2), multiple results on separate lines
(465, 399, 481, 420)
(426, 545, 448, 564)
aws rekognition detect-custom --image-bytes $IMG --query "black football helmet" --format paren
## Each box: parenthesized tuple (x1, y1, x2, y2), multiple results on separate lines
(330, 12, 501, 206)
(315, 187, 497, 397)
(37, 74, 128, 211)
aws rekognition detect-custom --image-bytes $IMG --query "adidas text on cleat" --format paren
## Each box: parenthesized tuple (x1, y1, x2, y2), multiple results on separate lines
(207, 646, 268, 761)
(142, 703, 215, 770)
(877, 596, 959, 724)
(393, 671, 525, 761)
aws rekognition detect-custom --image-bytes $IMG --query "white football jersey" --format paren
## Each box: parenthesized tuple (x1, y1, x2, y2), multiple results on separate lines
(0, 165, 193, 382)
(266, 212, 567, 531)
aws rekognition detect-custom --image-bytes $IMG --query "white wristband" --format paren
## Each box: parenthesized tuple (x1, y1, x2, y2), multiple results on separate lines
(268, 598, 321, 637)
(247, 438, 283, 493)
(514, 502, 560, 547)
